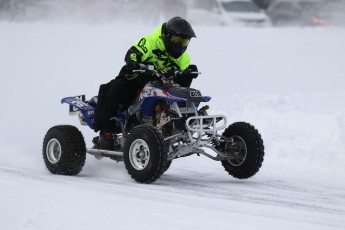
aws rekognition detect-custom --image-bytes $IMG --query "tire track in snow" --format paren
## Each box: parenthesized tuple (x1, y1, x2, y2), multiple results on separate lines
(1, 164, 345, 216)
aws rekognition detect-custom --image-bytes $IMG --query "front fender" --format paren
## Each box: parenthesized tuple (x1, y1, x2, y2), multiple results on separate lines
(140, 97, 186, 116)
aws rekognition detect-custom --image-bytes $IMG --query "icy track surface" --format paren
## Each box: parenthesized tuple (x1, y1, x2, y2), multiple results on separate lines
(1, 23, 345, 230)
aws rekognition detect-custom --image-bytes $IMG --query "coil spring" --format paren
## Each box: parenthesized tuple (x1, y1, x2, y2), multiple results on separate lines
(211, 137, 220, 147)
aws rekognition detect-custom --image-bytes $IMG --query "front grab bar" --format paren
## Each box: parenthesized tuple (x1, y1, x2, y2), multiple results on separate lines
(186, 115, 227, 143)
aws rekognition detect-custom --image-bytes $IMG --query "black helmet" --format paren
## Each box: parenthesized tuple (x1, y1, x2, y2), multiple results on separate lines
(162, 17, 196, 58)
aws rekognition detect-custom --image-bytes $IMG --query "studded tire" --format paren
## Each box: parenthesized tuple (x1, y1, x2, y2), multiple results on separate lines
(124, 125, 168, 183)
(220, 122, 264, 179)
(164, 160, 172, 172)
(42, 125, 86, 175)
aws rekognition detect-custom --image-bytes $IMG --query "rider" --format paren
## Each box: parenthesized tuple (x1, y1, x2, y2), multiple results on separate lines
(94, 16, 199, 150)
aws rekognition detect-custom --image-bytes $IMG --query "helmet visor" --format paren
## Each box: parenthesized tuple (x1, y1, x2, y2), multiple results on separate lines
(169, 34, 190, 47)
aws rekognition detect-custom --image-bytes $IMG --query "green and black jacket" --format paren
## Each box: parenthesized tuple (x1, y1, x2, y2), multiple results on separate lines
(117, 23, 192, 87)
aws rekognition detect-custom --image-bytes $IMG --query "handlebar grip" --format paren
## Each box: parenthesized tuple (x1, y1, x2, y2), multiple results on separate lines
(133, 64, 155, 73)
(132, 69, 145, 73)
(139, 63, 154, 71)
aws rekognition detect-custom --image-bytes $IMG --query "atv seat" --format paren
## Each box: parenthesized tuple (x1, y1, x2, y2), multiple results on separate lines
(89, 96, 98, 107)
(88, 96, 126, 112)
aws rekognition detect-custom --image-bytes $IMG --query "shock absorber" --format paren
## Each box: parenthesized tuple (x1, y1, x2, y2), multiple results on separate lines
(211, 136, 221, 148)
(198, 105, 209, 116)
(154, 104, 161, 126)
(160, 104, 169, 124)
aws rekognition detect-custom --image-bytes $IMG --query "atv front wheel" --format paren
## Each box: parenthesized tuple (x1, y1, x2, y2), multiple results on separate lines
(124, 125, 167, 183)
(42, 125, 86, 175)
(164, 160, 172, 172)
(219, 122, 264, 179)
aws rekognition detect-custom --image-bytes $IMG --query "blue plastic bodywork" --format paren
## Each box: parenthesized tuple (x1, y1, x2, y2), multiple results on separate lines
(61, 87, 211, 131)
(61, 97, 96, 129)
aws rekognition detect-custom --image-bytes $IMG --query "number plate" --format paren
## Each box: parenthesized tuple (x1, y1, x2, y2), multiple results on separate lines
(69, 95, 86, 115)
(190, 91, 202, 97)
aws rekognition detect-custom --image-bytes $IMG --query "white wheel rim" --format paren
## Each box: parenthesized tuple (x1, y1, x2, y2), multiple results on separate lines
(46, 138, 62, 164)
(226, 135, 247, 166)
(129, 139, 150, 170)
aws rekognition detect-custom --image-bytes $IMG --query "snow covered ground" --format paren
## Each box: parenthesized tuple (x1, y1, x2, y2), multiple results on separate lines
(1, 21, 345, 230)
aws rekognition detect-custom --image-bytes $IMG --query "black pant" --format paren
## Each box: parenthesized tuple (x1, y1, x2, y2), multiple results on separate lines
(94, 78, 142, 133)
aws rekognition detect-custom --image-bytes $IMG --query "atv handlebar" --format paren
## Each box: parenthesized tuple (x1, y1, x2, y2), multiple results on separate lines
(133, 64, 201, 85)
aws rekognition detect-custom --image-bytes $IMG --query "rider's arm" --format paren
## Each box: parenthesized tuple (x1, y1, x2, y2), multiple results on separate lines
(174, 64, 199, 88)
(124, 34, 155, 71)
(124, 46, 142, 71)
(122, 36, 155, 86)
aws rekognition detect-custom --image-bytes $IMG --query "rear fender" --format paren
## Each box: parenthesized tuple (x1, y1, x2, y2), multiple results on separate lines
(61, 96, 95, 129)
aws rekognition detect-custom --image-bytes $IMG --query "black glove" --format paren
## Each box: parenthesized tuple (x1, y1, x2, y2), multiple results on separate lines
(182, 64, 199, 79)
(125, 49, 142, 71)
(126, 60, 141, 71)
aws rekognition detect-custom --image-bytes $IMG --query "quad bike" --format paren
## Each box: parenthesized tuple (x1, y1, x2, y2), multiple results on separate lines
(42, 65, 265, 183)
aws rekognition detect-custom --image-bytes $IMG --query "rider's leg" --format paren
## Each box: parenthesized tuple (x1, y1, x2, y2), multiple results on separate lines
(94, 78, 141, 150)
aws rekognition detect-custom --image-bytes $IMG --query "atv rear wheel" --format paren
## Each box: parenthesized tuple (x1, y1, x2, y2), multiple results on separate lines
(124, 125, 167, 183)
(42, 125, 86, 175)
(220, 122, 264, 179)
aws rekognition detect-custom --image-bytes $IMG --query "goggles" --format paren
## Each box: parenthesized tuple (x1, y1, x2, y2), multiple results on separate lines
(169, 34, 190, 47)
